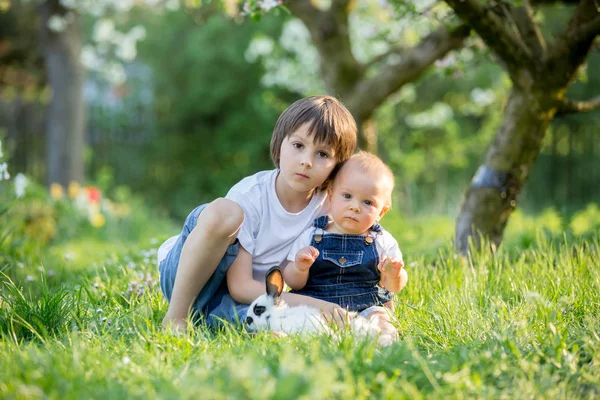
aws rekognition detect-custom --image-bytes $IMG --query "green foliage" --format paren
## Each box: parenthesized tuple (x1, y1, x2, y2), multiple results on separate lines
(0, 274, 87, 343)
(88, 10, 293, 220)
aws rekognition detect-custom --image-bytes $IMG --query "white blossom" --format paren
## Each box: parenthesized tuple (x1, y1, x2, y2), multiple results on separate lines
(259, 0, 280, 12)
(0, 163, 9, 181)
(165, 0, 180, 11)
(14, 173, 28, 198)
(471, 88, 496, 107)
(406, 102, 454, 129)
(48, 15, 68, 32)
(80, 45, 102, 69)
(129, 26, 147, 41)
(116, 38, 137, 62)
(245, 36, 274, 63)
(59, 0, 78, 9)
(104, 62, 126, 84)
(115, 0, 134, 13)
(93, 19, 116, 43)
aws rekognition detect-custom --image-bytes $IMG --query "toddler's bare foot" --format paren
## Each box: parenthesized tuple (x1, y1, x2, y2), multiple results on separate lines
(162, 316, 188, 334)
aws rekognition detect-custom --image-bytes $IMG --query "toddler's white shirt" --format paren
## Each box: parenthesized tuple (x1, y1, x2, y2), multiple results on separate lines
(157, 169, 327, 282)
(287, 224, 403, 262)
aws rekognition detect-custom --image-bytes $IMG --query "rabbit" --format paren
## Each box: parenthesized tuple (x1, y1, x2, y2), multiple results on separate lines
(245, 267, 394, 346)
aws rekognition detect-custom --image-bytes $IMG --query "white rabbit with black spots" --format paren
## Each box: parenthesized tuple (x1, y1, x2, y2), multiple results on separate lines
(245, 267, 394, 346)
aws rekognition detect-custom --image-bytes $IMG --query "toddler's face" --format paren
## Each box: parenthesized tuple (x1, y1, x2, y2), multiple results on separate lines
(328, 162, 391, 235)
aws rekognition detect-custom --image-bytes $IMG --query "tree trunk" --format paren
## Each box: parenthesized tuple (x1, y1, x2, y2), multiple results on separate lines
(39, 1, 85, 187)
(455, 89, 553, 253)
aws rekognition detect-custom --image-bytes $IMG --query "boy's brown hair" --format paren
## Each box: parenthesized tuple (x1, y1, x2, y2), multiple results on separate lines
(270, 96, 357, 168)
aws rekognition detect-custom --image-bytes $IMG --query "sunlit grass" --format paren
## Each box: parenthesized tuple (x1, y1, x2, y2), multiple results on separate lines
(1, 220, 599, 398)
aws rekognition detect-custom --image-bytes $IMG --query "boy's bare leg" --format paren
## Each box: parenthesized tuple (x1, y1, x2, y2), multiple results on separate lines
(162, 198, 244, 333)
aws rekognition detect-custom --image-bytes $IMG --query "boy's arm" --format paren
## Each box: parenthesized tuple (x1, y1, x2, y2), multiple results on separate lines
(282, 246, 319, 290)
(226, 246, 265, 304)
(281, 291, 351, 327)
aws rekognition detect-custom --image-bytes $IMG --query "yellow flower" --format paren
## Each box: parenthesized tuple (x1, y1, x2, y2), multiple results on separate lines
(50, 183, 64, 200)
(90, 212, 106, 228)
(68, 181, 81, 199)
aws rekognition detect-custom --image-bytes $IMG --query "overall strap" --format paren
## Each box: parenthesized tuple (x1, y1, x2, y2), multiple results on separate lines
(370, 223, 382, 233)
(363, 222, 382, 246)
(312, 216, 329, 244)
(313, 215, 330, 229)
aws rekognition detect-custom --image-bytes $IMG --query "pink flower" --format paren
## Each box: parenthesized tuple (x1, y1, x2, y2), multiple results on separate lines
(86, 186, 102, 204)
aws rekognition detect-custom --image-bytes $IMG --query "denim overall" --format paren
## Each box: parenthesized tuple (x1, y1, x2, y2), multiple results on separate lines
(291, 216, 393, 312)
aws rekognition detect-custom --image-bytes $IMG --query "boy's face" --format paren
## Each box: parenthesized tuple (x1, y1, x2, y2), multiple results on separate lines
(278, 123, 337, 195)
(328, 162, 391, 235)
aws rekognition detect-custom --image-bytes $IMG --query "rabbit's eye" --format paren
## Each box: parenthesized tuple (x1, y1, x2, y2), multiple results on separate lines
(253, 305, 266, 316)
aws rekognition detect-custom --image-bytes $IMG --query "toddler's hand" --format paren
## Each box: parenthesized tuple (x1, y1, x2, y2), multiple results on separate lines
(295, 246, 319, 271)
(378, 256, 404, 280)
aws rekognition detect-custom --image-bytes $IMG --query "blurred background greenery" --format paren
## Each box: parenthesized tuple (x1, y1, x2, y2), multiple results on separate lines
(0, 0, 598, 258)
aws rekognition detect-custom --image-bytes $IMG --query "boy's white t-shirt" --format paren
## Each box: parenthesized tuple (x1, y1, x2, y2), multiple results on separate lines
(287, 224, 403, 263)
(157, 169, 328, 282)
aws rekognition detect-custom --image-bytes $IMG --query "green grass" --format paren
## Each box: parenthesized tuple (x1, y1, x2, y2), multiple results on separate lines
(1, 229, 599, 399)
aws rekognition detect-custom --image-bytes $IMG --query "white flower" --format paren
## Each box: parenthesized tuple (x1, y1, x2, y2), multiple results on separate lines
(122, 356, 131, 365)
(115, 0, 134, 12)
(405, 102, 454, 129)
(104, 62, 126, 84)
(129, 26, 147, 41)
(260, 0, 280, 12)
(165, 0, 180, 11)
(59, 0, 77, 9)
(14, 173, 28, 198)
(0, 139, 3, 158)
(80, 45, 102, 70)
(0, 162, 9, 181)
(244, 36, 274, 63)
(48, 15, 68, 32)
(93, 19, 116, 43)
(471, 88, 496, 107)
(116, 39, 137, 62)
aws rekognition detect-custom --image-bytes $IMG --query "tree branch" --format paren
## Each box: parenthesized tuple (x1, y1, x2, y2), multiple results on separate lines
(511, 1, 546, 61)
(346, 24, 471, 122)
(364, 44, 407, 70)
(286, 0, 361, 96)
(544, 1, 600, 87)
(530, 0, 581, 5)
(557, 96, 600, 115)
(444, 0, 533, 79)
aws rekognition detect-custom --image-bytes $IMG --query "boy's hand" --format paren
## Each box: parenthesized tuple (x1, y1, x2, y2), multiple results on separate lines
(321, 303, 352, 328)
(295, 246, 319, 271)
(378, 256, 404, 280)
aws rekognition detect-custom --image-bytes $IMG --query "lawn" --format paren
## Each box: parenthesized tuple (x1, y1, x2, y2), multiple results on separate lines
(1, 210, 599, 399)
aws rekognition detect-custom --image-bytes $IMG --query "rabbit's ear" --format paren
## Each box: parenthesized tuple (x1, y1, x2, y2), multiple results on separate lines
(265, 267, 284, 303)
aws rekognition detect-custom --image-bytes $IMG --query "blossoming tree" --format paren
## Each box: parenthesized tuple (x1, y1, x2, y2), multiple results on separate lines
(249, 0, 599, 252)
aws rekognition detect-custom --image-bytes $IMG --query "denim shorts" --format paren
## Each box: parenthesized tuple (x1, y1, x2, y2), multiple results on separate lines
(158, 204, 249, 328)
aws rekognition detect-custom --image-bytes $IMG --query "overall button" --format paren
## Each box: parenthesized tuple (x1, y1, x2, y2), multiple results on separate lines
(365, 237, 374, 245)
(338, 256, 347, 265)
